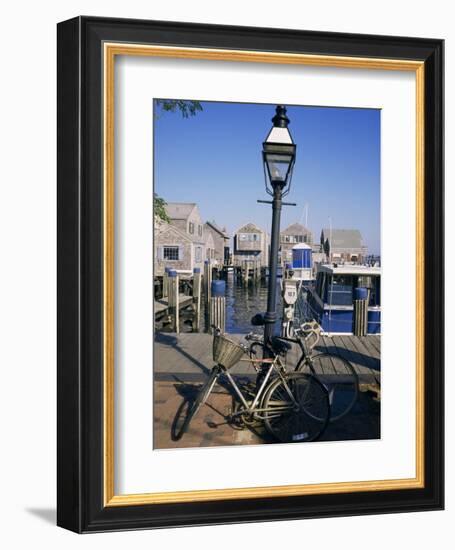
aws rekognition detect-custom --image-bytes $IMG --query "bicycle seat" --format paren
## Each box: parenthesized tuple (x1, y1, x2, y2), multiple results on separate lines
(270, 336, 292, 355)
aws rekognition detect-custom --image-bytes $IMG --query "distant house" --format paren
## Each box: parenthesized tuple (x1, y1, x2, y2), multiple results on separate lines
(280, 223, 313, 265)
(321, 228, 367, 263)
(204, 230, 216, 261)
(233, 222, 269, 267)
(204, 221, 230, 264)
(154, 202, 206, 274)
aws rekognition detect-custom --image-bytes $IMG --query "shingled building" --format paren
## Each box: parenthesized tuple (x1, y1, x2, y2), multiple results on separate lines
(321, 228, 367, 263)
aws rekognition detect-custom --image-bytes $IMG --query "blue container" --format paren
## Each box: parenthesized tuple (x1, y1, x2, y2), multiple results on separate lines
(354, 287, 368, 300)
(211, 280, 226, 297)
(168, 270, 177, 278)
(292, 245, 312, 268)
(193, 267, 201, 274)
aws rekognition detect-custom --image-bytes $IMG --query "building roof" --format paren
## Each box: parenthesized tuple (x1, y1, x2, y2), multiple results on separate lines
(155, 222, 192, 243)
(165, 202, 197, 220)
(322, 229, 363, 249)
(281, 223, 312, 236)
(205, 220, 229, 239)
(235, 222, 265, 234)
(204, 230, 215, 248)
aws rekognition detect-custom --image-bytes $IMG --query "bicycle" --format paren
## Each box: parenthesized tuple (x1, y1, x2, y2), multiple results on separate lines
(175, 327, 331, 443)
(248, 321, 359, 422)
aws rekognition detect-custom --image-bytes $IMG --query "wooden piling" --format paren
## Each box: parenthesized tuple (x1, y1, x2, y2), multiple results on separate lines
(162, 267, 169, 298)
(204, 260, 212, 304)
(192, 267, 202, 332)
(209, 280, 226, 334)
(203, 260, 212, 332)
(168, 270, 179, 333)
(353, 288, 369, 336)
(354, 299, 368, 336)
(244, 260, 249, 285)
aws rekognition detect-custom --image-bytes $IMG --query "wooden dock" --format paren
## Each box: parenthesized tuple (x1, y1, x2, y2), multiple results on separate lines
(154, 332, 380, 384)
(154, 294, 193, 317)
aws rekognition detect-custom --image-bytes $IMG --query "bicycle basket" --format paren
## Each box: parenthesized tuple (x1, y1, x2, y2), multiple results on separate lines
(212, 333, 245, 369)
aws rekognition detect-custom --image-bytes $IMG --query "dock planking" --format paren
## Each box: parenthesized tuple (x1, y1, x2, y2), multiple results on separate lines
(154, 332, 380, 384)
(154, 294, 193, 316)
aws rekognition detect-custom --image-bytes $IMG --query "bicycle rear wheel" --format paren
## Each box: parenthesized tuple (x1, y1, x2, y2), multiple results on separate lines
(262, 373, 330, 443)
(304, 353, 359, 422)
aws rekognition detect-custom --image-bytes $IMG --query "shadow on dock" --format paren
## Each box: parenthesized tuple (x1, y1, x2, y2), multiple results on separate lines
(316, 344, 380, 372)
(155, 331, 212, 376)
(168, 372, 260, 442)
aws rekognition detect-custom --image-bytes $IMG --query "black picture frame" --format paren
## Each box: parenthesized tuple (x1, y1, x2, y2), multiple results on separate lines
(57, 16, 444, 533)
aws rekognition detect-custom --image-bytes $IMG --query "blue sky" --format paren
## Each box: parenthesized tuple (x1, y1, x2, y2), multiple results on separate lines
(154, 100, 380, 255)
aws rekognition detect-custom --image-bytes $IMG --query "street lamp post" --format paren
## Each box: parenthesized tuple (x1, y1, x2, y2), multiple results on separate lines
(261, 105, 297, 347)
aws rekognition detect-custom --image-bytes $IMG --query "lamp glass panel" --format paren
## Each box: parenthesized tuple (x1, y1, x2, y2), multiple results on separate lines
(265, 154, 292, 182)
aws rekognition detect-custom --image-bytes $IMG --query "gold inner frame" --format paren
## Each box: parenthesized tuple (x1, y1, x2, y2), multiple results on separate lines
(103, 43, 425, 507)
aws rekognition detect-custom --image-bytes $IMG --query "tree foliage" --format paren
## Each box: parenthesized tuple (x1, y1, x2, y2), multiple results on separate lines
(155, 99, 203, 118)
(154, 193, 170, 223)
(320, 230, 325, 252)
(324, 238, 330, 258)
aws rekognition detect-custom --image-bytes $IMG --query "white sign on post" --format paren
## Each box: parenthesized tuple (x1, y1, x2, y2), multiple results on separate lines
(283, 281, 298, 306)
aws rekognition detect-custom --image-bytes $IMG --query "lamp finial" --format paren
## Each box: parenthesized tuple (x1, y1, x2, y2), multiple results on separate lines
(272, 105, 290, 128)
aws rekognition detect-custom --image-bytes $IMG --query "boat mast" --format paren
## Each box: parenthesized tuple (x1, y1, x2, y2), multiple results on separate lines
(329, 216, 332, 264)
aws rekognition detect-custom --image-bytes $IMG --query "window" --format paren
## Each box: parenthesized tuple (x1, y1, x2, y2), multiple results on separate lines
(328, 275, 354, 306)
(198, 225, 203, 237)
(239, 233, 260, 242)
(189, 222, 194, 234)
(195, 247, 202, 262)
(163, 246, 179, 261)
(316, 273, 327, 300)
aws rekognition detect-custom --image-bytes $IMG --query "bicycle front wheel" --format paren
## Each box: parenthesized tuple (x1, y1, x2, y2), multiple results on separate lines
(262, 373, 330, 443)
(305, 353, 359, 422)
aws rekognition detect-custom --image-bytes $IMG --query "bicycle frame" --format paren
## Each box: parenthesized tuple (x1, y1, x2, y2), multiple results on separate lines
(249, 329, 319, 375)
(216, 356, 300, 421)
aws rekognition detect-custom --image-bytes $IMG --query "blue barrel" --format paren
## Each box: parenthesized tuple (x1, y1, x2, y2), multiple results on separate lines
(292, 245, 312, 268)
(211, 280, 226, 297)
(354, 287, 368, 300)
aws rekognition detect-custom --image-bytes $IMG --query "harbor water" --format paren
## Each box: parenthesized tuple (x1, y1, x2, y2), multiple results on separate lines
(224, 272, 283, 334)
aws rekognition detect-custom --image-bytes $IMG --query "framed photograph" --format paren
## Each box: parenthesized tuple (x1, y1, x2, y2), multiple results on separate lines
(57, 16, 444, 532)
